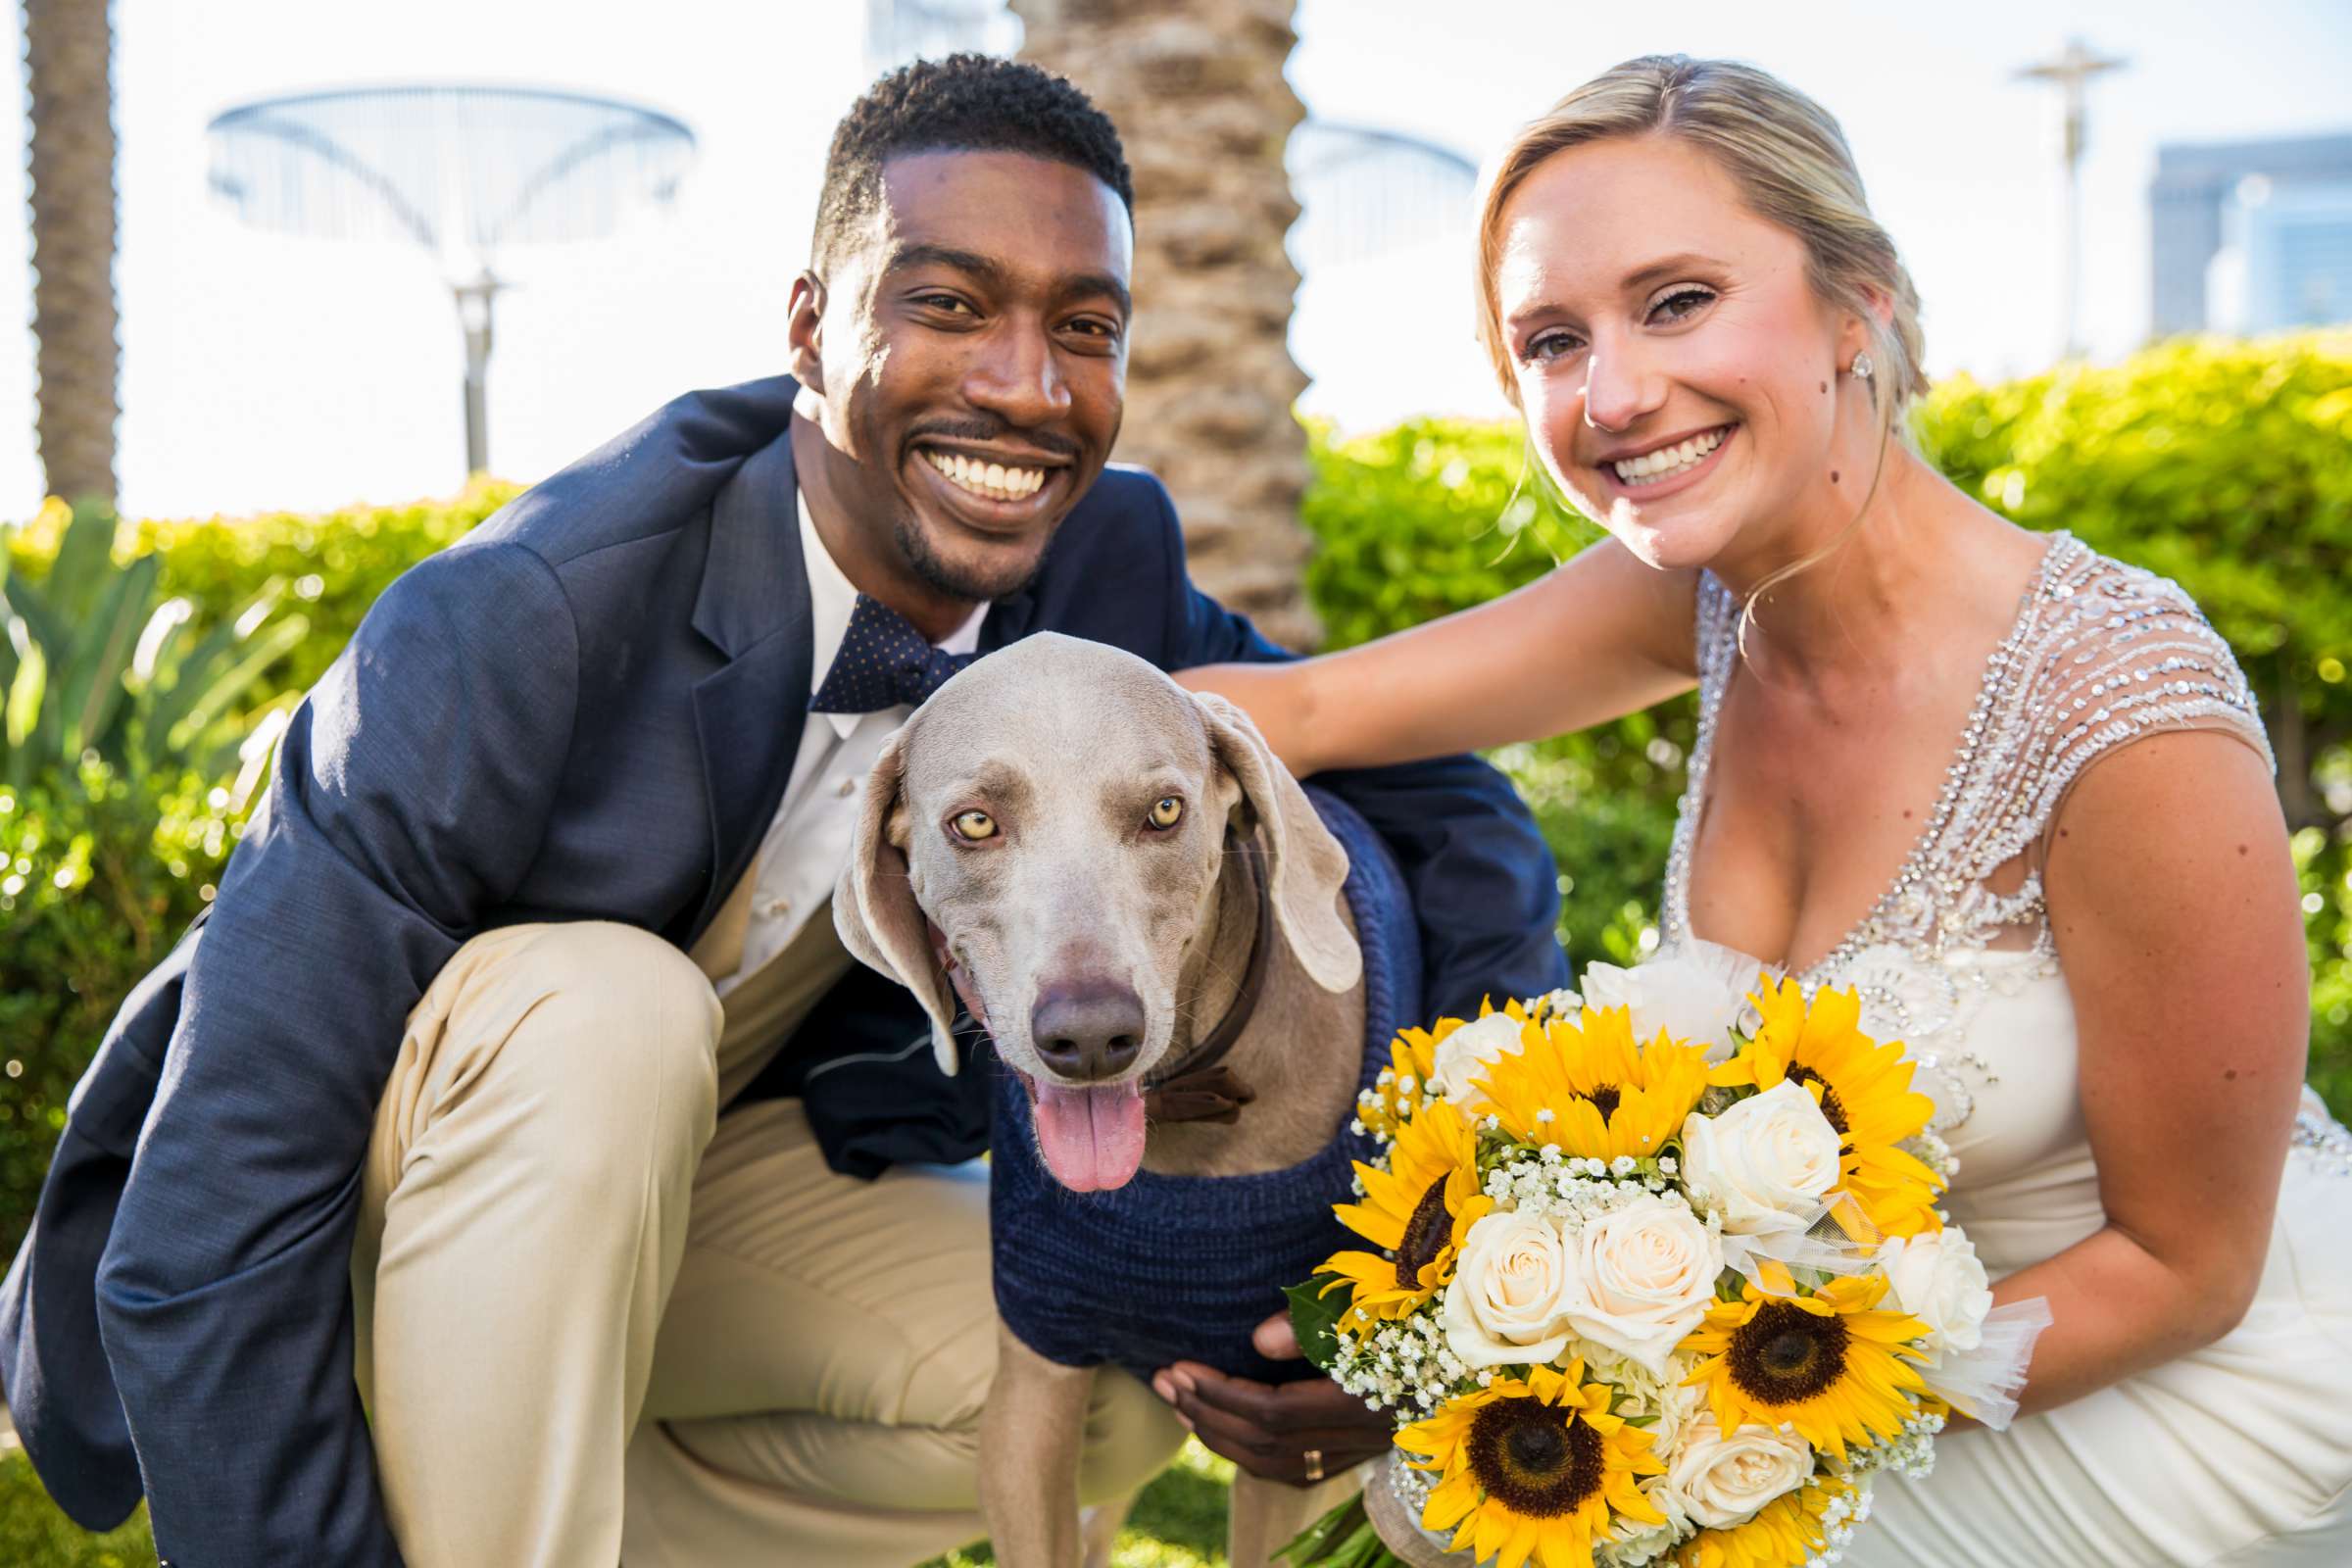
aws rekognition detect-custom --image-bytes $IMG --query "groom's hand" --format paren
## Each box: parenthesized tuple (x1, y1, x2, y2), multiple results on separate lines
(1151, 1312, 1390, 1487)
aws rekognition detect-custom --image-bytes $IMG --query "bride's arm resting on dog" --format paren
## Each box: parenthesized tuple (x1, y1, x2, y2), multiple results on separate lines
(1178, 537, 1700, 774)
(1982, 727, 2309, 1417)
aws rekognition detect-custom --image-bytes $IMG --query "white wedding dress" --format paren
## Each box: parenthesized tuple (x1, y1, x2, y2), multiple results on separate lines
(1654, 534, 2352, 1567)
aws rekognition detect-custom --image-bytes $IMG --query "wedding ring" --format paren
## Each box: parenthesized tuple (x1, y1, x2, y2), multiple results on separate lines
(1302, 1446, 1325, 1483)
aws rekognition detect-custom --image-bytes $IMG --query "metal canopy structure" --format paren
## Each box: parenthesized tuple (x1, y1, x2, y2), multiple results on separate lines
(206, 85, 698, 477)
(1288, 121, 1478, 272)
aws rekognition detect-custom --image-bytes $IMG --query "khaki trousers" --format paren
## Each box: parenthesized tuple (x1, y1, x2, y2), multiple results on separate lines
(351, 902, 1183, 1567)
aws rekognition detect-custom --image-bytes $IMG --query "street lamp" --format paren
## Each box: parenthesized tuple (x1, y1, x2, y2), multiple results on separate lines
(206, 86, 697, 481)
(2016, 38, 2128, 361)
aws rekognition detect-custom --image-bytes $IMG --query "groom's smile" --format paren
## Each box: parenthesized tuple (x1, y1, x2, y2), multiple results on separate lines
(789, 147, 1133, 640)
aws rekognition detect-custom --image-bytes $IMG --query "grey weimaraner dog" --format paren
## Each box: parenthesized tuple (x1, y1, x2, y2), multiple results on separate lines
(834, 633, 1379, 1567)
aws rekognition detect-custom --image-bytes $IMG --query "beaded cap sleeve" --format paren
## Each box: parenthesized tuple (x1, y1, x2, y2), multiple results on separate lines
(1663, 531, 2272, 980)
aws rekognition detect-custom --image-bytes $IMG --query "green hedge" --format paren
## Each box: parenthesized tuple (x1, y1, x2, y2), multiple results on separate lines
(0, 768, 237, 1260)
(6, 481, 518, 701)
(2, 336, 2346, 1266)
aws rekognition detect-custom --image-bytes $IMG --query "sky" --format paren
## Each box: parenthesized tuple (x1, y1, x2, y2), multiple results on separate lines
(0, 0, 2345, 522)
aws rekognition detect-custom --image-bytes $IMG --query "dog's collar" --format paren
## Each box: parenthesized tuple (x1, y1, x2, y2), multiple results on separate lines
(1141, 832, 1270, 1126)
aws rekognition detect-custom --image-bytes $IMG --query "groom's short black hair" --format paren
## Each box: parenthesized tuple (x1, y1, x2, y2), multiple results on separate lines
(811, 54, 1134, 275)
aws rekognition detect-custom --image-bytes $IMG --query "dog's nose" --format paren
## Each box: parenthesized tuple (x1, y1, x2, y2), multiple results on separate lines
(1031, 980, 1146, 1082)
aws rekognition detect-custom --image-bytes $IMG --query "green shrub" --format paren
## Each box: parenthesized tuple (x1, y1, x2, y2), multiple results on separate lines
(2, 501, 311, 791)
(5, 482, 516, 705)
(0, 765, 237, 1260)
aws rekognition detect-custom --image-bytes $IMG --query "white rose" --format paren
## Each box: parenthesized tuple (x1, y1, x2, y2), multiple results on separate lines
(1679, 1080, 1842, 1236)
(1878, 1229, 1993, 1355)
(1559, 1196, 1722, 1376)
(1441, 1210, 1575, 1369)
(1582, 955, 1751, 1058)
(1427, 1011, 1529, 1105)
(1664, 1409, 1815, 1529)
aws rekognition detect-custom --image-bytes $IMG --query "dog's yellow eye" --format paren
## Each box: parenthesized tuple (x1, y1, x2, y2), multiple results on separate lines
(1147, 796, 1184, 830)
(951, 810, 999, 842)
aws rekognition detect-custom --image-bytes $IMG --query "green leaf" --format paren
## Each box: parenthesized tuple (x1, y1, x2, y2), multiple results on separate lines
(127, 597, 195, 692)
(163, 613, 307, 758)
(1284, 1272, 1350, 1372)
(4, 640, 41, 749)
(145, 583, 284, 744)
(59, 555, 158, 757)
(1276, 1494, 1376, 1565)
(44, 500, 120, 622)
(0, 577, 70, 671)
(4, 640, 45, 788)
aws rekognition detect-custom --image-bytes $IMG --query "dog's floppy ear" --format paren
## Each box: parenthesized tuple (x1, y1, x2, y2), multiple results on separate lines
(832, 725, 961, 1074)
(1191, 689, 1362, 995)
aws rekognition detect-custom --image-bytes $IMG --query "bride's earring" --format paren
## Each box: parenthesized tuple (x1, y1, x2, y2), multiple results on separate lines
(1849, 351, 1874, 382)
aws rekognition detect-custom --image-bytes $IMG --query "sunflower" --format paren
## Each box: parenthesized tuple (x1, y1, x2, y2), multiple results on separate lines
(1321, 1098, 1493, 1321)
(1673, 1474, 1855, 1568)
(1713, 977, 1943, 1237)
(1398, 1361, 1665, 1568)
(1356, 999, 1539, 1138)
(1477, 1004, 1711, 1163)
(1680, 1276, 1930, 1462)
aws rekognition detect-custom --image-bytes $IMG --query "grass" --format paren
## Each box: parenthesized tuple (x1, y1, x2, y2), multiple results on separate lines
(922, 1440, 1237, 1568)
(1, 1438, 1235, 1567)
(1, 1449, 155, 1567)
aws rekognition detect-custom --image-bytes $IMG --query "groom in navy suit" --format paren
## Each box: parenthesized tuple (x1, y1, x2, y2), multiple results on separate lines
(1, 56, 1564, 1565)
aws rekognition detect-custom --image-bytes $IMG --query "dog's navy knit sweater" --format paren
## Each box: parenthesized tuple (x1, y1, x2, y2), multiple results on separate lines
(988, 787, 1422, 1388)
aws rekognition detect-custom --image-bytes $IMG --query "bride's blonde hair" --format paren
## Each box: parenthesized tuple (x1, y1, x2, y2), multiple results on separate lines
(1474, 56, 1928, 612)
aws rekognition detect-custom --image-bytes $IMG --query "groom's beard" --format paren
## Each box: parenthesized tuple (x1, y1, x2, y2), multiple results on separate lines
(892, 508, 1050, 606)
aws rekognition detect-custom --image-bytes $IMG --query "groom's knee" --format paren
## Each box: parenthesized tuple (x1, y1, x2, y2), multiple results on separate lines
(419, 920, 723, 1189)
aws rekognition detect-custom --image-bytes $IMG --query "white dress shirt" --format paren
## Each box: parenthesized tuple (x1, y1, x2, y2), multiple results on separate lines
(710, 488, 986, 998)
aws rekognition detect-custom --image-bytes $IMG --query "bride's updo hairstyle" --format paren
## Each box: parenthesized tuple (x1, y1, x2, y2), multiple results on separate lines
(1475, 56, 1927, 594)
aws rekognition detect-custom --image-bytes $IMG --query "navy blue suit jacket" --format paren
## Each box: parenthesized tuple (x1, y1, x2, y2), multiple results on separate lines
(0, 375, 1565, 1564)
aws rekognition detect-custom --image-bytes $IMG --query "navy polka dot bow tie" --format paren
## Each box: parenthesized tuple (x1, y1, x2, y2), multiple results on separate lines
(809, 594, 978, 714)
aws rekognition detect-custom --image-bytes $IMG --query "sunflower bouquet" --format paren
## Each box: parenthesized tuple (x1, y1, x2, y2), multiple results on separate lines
(1277, 954, 2048, 1568)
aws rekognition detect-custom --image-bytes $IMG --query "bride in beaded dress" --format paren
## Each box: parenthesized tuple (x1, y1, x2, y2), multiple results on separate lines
(1182, 55, 2351, 1568)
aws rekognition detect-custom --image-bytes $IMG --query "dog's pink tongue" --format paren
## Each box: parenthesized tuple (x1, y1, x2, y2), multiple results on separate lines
(1032, 1078, 1147, 1193)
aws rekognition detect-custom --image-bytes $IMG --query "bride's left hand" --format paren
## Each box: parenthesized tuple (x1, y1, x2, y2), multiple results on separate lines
(1151, 1312, 1392, 1487)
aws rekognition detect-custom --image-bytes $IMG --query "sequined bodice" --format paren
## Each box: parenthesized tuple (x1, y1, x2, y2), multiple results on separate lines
(1654, 534, 2348, 1243)
(1663, 532, 2274, 986)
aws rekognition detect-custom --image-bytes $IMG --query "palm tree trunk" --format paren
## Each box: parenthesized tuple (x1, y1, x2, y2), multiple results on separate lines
(1012, 0, 1320, 650)
(22, 0, 121, 506)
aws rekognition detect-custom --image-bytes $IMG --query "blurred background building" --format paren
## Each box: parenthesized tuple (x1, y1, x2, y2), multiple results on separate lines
(2152, 132, 2352, 334)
